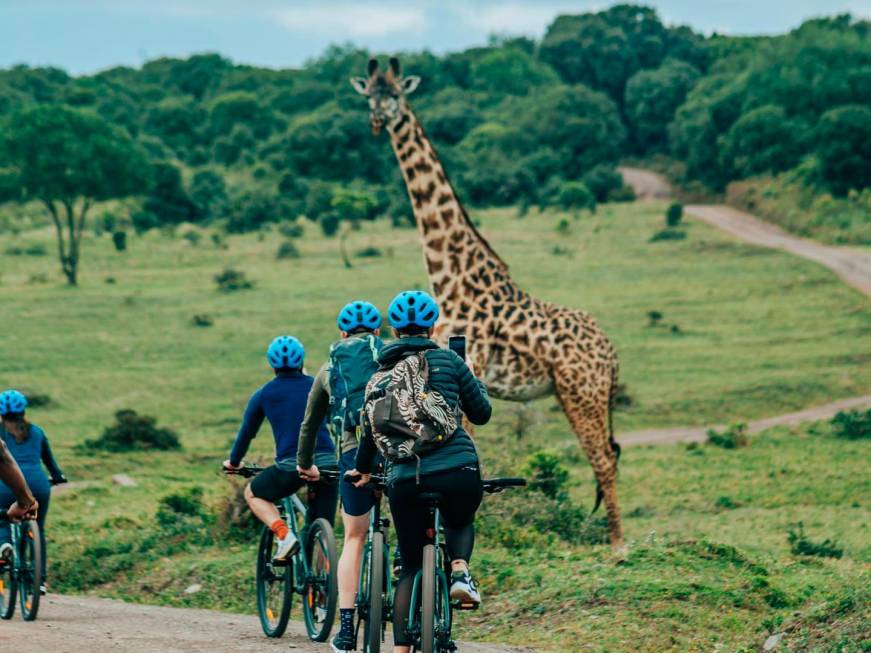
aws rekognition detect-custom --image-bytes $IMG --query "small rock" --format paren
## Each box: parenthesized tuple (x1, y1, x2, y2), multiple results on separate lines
(184, 584, 202, 594)
(112, 474, 137, 487)
(764, 633, 784, 651)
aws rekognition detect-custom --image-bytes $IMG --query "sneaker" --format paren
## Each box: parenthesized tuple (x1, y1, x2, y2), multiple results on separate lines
(330, 632, 356, 652)
(449, 571, 481, 605)
(0, 543, 11, 565)
(273, 533, 299, 562)
(39, 584, 47, 596)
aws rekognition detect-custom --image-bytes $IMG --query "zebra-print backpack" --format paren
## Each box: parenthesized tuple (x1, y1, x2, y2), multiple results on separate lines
(362, 351, 458, 462)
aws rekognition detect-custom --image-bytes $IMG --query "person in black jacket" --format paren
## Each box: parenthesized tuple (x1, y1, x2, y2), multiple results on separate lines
(351, 290, 491, 652)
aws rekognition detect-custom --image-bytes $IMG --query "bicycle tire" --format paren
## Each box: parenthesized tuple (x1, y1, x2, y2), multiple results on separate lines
(302, 518, 337, 642)
(20, 521, 41, 621)
(0, 534, 15, 620)
(421, 544, 437, 653)
(364, 531, 385, 653)
(255, 525, 292, 637)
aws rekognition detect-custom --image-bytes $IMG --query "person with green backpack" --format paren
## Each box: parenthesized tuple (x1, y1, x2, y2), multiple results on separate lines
(296, 300, 384, 653)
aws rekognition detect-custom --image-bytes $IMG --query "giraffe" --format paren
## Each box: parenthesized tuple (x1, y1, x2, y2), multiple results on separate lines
(351, 58, 625, 554)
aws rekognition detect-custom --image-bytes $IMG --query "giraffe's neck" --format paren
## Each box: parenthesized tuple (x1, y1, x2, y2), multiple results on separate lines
(387, 106, 518, 326)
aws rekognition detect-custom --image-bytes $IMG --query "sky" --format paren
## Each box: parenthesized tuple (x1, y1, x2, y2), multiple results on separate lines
(1, 0, 869, 75)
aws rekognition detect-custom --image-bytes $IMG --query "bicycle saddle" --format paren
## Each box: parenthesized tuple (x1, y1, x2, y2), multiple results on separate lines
(418, 492, 442, 506)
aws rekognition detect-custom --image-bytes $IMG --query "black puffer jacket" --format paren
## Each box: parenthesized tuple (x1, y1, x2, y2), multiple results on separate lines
(356, 336, 491, 484)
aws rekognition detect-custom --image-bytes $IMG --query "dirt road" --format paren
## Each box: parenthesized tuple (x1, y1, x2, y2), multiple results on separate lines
(0, 594, 530, 653)
(618, 166, 871, 300)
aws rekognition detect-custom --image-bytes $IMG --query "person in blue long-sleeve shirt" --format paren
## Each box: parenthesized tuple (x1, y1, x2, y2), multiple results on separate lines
(0, 389, 67, 592)
(223, 336, 337, 561)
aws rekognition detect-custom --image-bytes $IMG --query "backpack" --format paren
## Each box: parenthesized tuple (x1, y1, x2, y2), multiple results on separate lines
(363, 351, 458, 462)
(328, 334, 382, 437)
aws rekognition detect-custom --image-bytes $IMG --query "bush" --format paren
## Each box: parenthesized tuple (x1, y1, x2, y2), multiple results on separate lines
(20, 390, 53, 408)
(112, 230, 127, 252)
(28, 273, 48, 285)
(666, 202, 684, 227)
(706, 423, 749, 449)
(319, 212, 341, 237)
(278, 222, 304, 239)
(650, 228, 686, 242)
(612, 383, 633, 409)
(216, 479, 261, 542)
(581, 165, 624, 203)
(191, 314, 214, 327)
(647, 310, 663, 326)
(830, 409, 871, 439)
(84, 409, 181, 452)
(557, 181, 596, 213)
(788, 522, 844, 559)
(181, 230, 201, 246)
(131, 210, 160, 234)
(5, 243, 47, 256)
(276, 240, 300, 260)
(524, 451, 570, 500)
(214, 268, 254, 292)
(356, 246, 382, 258)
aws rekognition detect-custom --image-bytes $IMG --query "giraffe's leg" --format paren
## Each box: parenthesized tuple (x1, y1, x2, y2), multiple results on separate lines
(554, 373, 624, 557)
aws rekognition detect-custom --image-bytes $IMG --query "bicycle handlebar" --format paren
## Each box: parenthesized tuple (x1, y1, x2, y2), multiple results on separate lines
(222, 465, 340, 481)
(482, 477, 527, 493)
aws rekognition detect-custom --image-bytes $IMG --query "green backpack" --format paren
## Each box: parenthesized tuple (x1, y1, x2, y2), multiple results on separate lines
(328, 334, 382, 438)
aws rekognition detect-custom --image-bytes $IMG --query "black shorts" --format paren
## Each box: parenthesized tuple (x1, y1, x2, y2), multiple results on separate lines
(250, 463, 339, 526)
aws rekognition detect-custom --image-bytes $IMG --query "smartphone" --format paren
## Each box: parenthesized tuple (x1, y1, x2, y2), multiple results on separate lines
(448, 335, 466, 360)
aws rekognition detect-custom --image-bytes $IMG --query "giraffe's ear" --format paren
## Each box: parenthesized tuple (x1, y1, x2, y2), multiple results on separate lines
(350, 77, 369, 96)
(400, 76, 421, 95)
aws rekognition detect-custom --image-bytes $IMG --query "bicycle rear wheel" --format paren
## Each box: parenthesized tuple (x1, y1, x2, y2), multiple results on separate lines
(302, 518, 337, 642)
(19, 521, 41, 621)
(363, 531, 385, 653)
(420, 544, 437, 653)
(256, 525, 292, 637)
(0, 539, 15, 620)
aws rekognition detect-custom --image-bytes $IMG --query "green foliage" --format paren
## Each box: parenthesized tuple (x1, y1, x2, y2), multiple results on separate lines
(191, 314, 213, 327)
(557, 181, 596, 212)
(189, 169, 227, 219)
(276, 240, 300, 260)
(143, 162, 199, 225)
(720, 105, 805, 178)
(225, 190, 286, 233)
(319, 212, 341, 237)
(278, 221, 304, 239)
(84, 409, 181, 452)
(707, 423, 750, 449)
(156, 486, 206, 527)
(815, 104, 871, 195)
(112, 230, 127, 252)
(5, 242, 47, 256)
(524, 450, 570, 500)
(666, 202, 683, 226)
(650, 228, 686, 242)
(214, 267, 253, 292)
(580, 165, 625, 203)
(788, 522, 844, 559)
(830, 409, 871, 439)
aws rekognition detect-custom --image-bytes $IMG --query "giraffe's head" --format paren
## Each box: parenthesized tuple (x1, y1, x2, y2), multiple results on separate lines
(350, 57, 420, 135)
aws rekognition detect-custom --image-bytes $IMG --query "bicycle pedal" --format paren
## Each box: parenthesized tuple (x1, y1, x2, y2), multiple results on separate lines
(271, 557, 290, 567)
(451, 600, 479, 611)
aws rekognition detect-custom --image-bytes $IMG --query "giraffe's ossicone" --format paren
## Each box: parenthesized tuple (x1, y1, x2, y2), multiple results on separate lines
(351, 57, 625, 555)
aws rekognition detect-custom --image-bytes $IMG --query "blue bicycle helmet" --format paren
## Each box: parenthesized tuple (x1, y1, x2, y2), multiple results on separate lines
(266, 336, 305, 369)
(388, 290, 440, 330)
(337, 300, 382, 332)
(0, 389, 27, 416)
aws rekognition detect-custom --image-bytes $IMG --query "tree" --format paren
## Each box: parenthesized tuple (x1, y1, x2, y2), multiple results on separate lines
(0, 105, 150, 284)
(143, 162, 199, 224)
(189, 169, 227, 219)
(815, 104, 871, 195)
(719, 105, 804, 179)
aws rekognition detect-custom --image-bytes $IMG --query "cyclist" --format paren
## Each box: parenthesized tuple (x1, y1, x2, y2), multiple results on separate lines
(0, 389, 66, 592)
(296, 300, 384, 653)
(223, 336, 338, 561)
(0, 439, 37, 522)
(350, 290, 492, 653)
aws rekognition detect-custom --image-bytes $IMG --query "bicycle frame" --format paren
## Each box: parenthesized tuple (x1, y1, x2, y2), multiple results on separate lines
(407, 504, 453, 651)
(356, 490, 393, 627)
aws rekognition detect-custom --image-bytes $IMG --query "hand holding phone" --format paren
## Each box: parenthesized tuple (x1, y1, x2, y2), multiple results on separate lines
(448, 335, 466, 360)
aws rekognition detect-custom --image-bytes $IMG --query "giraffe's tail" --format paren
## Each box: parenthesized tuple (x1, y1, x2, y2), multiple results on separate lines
(592, 361, 621, 515)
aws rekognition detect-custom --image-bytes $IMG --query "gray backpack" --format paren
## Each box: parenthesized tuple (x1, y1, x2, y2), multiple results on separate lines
(363, 352, 457, 461)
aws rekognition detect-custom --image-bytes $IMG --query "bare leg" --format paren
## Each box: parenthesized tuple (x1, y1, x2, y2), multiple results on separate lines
(244, 483, 281, 527)
(338, 510, 369, 610)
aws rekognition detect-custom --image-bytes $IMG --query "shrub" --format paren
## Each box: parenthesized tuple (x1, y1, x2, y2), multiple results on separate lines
(20, 390, 53, 408)
(112, 231, 127, 252)
(278, 222, 304, 239)
(216, 479, 261, 542)
(706, 423, 749, 449)
(191, 314, 214, 327)
(556, 218, 571, 234)
(319, 212, 341, 237)
(131, 210, 160, 234)
(830, 409, 871, 439)
(714, 495, 740, 510)
(787, 522, 844, 559)
(84, 409, 181, 452)
(666, 202, 684, 227)
(524, 451, 570, 501)
(5, 243, 47, 256)
(276, 240, 300, 260)
(650, 228, 686, 242)
(182, 230, 201, 246)
(214, 268, 254, 292)
(581, 165, 624, 203)
(647, 310, 663, 326)
(551, 245, 572, 256)
(28, 273, 48, 284)
(356, 246, 382, 258)
(557, 181, 596, 213)
(612, 383, 633, 409)
(608, 184, 636, 202)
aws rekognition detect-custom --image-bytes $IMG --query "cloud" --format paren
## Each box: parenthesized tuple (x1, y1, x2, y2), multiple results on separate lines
(454, 1, 601, 36)
(274, 4, 426, 38)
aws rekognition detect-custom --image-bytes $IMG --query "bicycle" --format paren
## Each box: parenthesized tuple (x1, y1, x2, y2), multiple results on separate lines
(344, 472, 394, 653)
(222, 465, 339, 641)
(406, 477, 527, 653)
(0, 508, 42, 621)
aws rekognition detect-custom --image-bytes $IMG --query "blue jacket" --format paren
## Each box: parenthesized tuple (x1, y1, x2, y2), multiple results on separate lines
(230, 371, 334, 466)
(0, 423, 64, 488)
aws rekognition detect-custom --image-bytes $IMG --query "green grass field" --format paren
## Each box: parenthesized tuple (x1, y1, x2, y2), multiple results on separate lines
(1, 201, 869, 651)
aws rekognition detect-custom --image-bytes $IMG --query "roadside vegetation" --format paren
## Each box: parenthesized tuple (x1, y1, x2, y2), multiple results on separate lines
(0, 202, 868, 651)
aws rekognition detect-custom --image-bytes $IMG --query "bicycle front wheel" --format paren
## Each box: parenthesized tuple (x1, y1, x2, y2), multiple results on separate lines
(0, 538, 15, 620)
(364, 531, 385, 653)
(19, 521, 41, 621)
(256, 525, 292, 637)
(302, 518, 337, 642)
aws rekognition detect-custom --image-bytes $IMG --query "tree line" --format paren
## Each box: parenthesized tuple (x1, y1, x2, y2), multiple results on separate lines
(1, 5, 869, 283)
